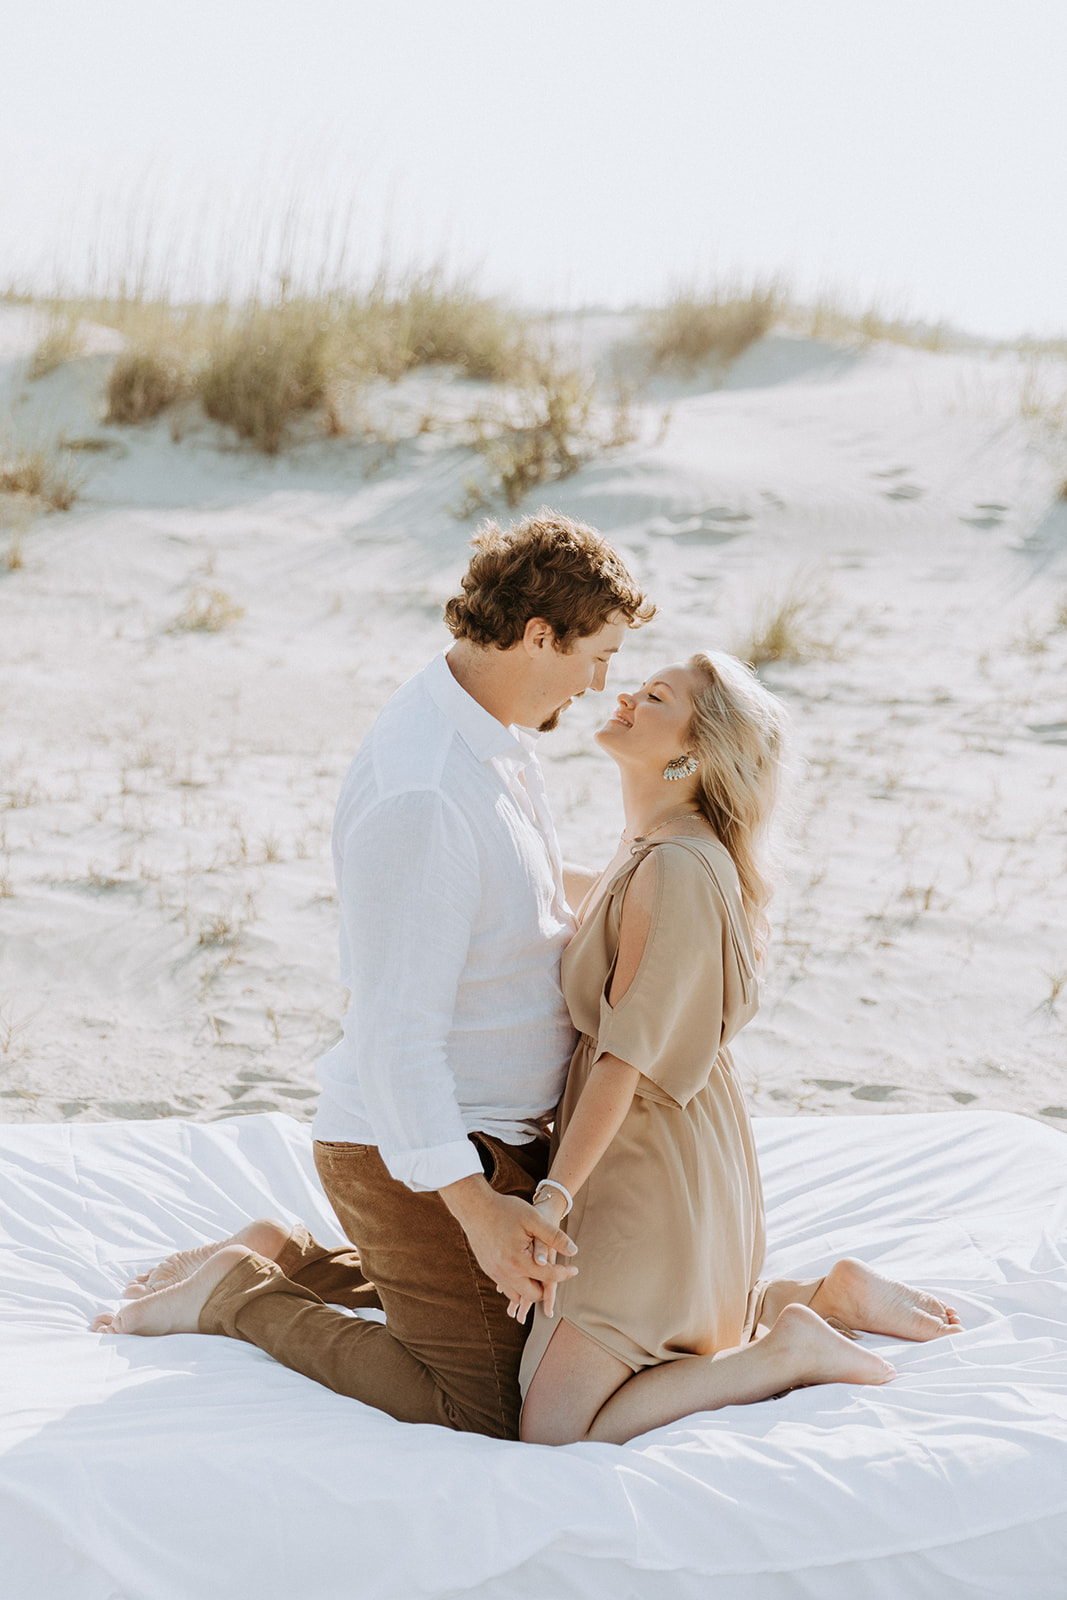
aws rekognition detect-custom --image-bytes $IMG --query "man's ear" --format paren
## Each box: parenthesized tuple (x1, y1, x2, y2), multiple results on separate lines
(521, 617, 555, 655)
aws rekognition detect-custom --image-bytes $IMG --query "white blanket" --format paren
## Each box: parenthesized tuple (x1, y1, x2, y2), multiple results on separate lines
(1, 1110, 1065, 1600)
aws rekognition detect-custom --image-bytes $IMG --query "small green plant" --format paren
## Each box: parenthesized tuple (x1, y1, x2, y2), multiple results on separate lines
(643, 283, 779, 374)
(171, 586, 244, 632)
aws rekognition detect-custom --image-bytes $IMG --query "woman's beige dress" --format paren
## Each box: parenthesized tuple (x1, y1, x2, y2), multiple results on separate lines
(519, 836, 766, 1397)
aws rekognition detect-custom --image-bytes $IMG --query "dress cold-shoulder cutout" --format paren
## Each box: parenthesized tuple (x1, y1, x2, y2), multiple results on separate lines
(519, 837, 766, 1396)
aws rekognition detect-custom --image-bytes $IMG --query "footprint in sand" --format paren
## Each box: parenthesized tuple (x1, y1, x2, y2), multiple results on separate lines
(961, 502, 1009, 529)
(807, 1078, 855, 1092)
(949, 1091, 978, 1104)
(98, 1099, 185, 1119)
(1039, 1106, 1067, 1119)
(883, 483, 924, 501)
(1026, 722, 1067, 746)
(850, 1084, 900, 1102)
(651, 509, 753, 545)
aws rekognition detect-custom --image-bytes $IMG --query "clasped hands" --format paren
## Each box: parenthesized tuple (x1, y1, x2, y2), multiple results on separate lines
(500, 1190, 572, 1325)
(442, 1175, 575, 1326)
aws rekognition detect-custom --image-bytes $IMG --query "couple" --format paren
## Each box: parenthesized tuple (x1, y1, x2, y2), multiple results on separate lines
(94, 512, 958, 1446)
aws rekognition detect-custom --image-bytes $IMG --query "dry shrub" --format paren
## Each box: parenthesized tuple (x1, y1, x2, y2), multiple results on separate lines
(643, 284, 779, 374)
(170, 587, 244, 632)
(735, 578, 832, 670)
(29, 309, 84, 379)
(385, 274, 525, 380)
(785, 297, 949, 351)
(0, 440, 82, 511)
(199, 304, 329, 453)
(106, 347, 190, 423)
(464, 357, 631, 510)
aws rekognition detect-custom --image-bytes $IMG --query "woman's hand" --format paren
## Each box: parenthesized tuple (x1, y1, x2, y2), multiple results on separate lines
(504, 1190, 570, 1323)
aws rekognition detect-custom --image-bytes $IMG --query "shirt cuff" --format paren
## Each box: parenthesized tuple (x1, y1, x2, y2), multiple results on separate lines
(383, 1136, 483, 1193)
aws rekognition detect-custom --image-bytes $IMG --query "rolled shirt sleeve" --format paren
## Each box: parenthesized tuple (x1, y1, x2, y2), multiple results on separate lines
(339, 789, 484, 1190)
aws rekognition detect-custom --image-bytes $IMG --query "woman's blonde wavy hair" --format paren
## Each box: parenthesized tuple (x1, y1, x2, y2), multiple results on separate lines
(686, 652, 787, 965)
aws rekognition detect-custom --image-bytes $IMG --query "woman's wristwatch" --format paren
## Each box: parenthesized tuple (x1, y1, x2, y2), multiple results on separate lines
(532, 1178, 573, 1218)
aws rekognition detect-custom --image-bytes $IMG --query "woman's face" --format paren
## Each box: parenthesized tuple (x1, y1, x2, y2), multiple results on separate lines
(595, 663, 701, 773)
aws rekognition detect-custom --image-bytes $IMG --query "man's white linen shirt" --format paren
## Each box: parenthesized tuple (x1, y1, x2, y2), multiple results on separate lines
(313, 652, 578, 1192)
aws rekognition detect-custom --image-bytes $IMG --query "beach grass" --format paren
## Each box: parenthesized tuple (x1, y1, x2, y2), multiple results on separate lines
(462, 352, 635, 511)
(29, 307, 85, 379)
(81, 272, 530, 450)
(735, 576, 833, 669)
(0, 437, 82, 511)
(642, 283, 780, 374)
(170, 587, 245, 632)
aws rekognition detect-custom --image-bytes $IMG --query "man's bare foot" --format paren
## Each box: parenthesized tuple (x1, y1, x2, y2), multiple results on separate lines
(94, 1245, 253, 1336)
(769, 1303, 897, 1388)
(123, 1218, 291, 1299)
(811, 1258, 960, 1342)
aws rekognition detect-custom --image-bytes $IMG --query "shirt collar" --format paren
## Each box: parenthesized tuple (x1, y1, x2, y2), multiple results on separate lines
(423, 651, 534, 765)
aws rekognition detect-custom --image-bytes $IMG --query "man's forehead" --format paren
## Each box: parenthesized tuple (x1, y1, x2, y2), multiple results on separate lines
(589, 618, 628, 650)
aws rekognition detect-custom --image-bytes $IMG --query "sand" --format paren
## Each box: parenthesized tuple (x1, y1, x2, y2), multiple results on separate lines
(1, 304, 1065, 1130)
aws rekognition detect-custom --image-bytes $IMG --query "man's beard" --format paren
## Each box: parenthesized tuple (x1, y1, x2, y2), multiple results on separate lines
(537, 707, 563, 733)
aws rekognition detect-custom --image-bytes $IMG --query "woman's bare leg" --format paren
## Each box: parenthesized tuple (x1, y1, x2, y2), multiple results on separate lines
(760, 1259, 960, 1341)
(521, 1304, 896, 1448)
(123, 1219, 291, 1298)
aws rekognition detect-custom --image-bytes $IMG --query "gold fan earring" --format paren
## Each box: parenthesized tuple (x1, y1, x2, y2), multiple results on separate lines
(663, 755, 698, 781)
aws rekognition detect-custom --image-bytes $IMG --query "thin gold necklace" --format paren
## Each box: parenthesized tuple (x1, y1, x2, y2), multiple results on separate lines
(622, 806, 702, 844)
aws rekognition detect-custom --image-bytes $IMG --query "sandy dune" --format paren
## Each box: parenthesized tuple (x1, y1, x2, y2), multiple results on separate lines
(1, 304, 1065, 1130)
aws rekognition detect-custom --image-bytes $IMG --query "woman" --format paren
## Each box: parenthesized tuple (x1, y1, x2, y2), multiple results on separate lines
(513, 652, 959, 1446)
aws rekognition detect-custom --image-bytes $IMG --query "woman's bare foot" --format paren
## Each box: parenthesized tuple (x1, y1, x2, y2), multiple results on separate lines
(95, 1245, 252, 1336)
(122, 1218, 291, 1299)
(769, 1303, 897, 1388)
(811, 1258, 960, 1342)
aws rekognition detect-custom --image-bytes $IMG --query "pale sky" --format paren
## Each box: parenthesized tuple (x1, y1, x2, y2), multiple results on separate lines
(3, 0, 1065, 338)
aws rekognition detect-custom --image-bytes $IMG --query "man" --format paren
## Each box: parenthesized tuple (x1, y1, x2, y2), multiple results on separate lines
(102, 511, 653, 1441)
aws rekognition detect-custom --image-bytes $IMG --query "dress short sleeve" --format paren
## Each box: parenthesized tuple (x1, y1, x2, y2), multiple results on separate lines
(591, 841, 756, 1109)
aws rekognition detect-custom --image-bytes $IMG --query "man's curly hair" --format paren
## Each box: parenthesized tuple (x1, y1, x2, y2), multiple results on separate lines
(443, 510, 654, 650)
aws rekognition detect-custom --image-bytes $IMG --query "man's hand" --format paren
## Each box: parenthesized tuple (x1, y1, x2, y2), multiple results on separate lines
(439, 1174, 577, 1308)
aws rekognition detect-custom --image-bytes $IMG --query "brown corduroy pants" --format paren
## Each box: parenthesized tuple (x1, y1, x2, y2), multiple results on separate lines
(198, 1132, 548, 1440)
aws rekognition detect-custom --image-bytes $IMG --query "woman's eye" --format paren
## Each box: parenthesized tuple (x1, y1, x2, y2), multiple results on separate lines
(648, 694, 661, 703)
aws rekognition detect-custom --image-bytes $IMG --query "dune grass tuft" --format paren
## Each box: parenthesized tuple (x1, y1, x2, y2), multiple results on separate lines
(783, 296, 950, 351)
(643, 283, 779, 375)
(29, 308, 85, 379)
(106, 347, 191, 424)
(170, 587, 244, 632)
(462, 354, 634, 511)
(199, 303, 330, 454)
(735, 578, 833, 670)
(342, 273, 527, 384)
(0, 439, 82, 511)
